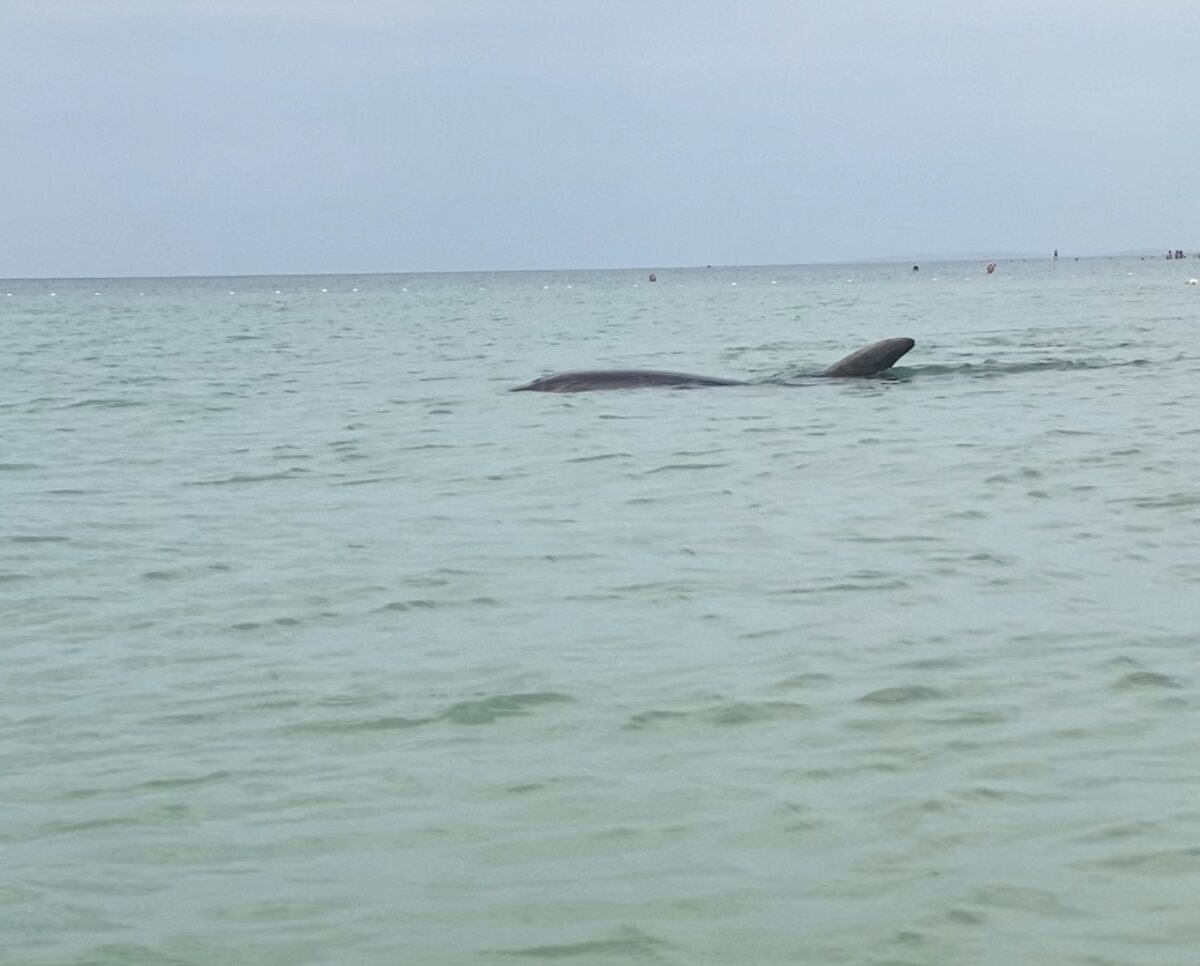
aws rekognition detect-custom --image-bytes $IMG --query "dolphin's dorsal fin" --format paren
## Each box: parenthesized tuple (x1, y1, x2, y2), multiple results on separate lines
(822, 338, 915, 377)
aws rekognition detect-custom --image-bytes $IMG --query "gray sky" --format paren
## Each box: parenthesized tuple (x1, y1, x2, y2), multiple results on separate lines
(4, 1, 1198, 278)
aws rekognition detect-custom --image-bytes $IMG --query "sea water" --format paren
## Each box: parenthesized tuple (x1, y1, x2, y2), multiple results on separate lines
(2, 259, 1199, 965)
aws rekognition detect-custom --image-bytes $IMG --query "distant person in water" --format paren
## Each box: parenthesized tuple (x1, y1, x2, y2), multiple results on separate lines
(912, 265, 919, 272)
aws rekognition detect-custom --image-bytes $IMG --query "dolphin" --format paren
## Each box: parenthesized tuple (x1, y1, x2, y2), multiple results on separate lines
(512, 337, 915, 392)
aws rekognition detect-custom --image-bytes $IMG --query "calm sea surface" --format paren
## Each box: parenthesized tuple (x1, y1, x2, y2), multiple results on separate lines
(3, 259, 1199, 965)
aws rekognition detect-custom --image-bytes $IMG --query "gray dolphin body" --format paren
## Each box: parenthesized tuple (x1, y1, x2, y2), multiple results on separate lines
(512, 337, 915, 392)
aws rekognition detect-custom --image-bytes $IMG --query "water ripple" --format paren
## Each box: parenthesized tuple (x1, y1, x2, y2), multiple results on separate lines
(858, 685, 945, 705)
(186, 468, 311, 485)
(296, 692, 573, 733)
(492, 926, 672, 961)
(624, 700, 810, 730)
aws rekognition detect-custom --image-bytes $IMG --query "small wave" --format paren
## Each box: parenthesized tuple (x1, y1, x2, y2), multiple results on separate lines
(60, 398, 146, 409)
(41, 816, 142, 837)
(709, 701, 810, 725)
(1130, 492, 1200, 510)
(1092, 847, 1200, 875)
(379, 599, 434, 612)
(984, 467, 1043, 484)
(566, 452, 631, 463)
(610, 581, 696, 598)
(773, 671, 835, 687)
(930, 709, 1012, 726)
(297, 691, 572, 734)
(1114, 671, 1180, 689)
(334, 476, 400, 487)
(643, 462, 729, 473)
(441, 692, 571, 725)
(914, 356, 1151, 378)
(0, 462, 41, 471)
(375, 597, 499, 612)
(858, 685, 944, 705)
(776, 572, 910, 595)
(887, 649, 962, 671)
(624, 700, 809, 730)
(492, 926, 671, 961)
(230, 616, 308, 631)
(187, 468, 311, 486)
(957, 785, 1038, 803)
(966, 884, 1087, 918)
(140, 770, 231, 791)
(304, 714, 436, 733)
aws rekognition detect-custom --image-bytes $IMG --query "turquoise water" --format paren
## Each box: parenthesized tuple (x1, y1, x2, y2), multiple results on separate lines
(3, 259, 1199, 965)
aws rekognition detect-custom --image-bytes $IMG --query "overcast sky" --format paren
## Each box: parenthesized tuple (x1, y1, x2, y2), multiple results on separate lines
(3, 1, 1198, 278)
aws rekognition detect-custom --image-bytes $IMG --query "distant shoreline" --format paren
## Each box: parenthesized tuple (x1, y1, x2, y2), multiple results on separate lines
(2, 251, 1197, 284)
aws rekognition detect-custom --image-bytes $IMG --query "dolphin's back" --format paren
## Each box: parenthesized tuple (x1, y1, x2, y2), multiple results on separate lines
(511, 370, 745, 392)
(513, 337, 915, 392)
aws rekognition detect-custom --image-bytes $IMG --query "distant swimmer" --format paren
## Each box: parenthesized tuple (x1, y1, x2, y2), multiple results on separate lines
(986, 262, 997, 274)
(912, 265, 919, 272)
(648, 273, 657, 282)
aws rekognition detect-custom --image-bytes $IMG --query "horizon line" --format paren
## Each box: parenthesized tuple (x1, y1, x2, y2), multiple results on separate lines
(5, 250, 1193, 284)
